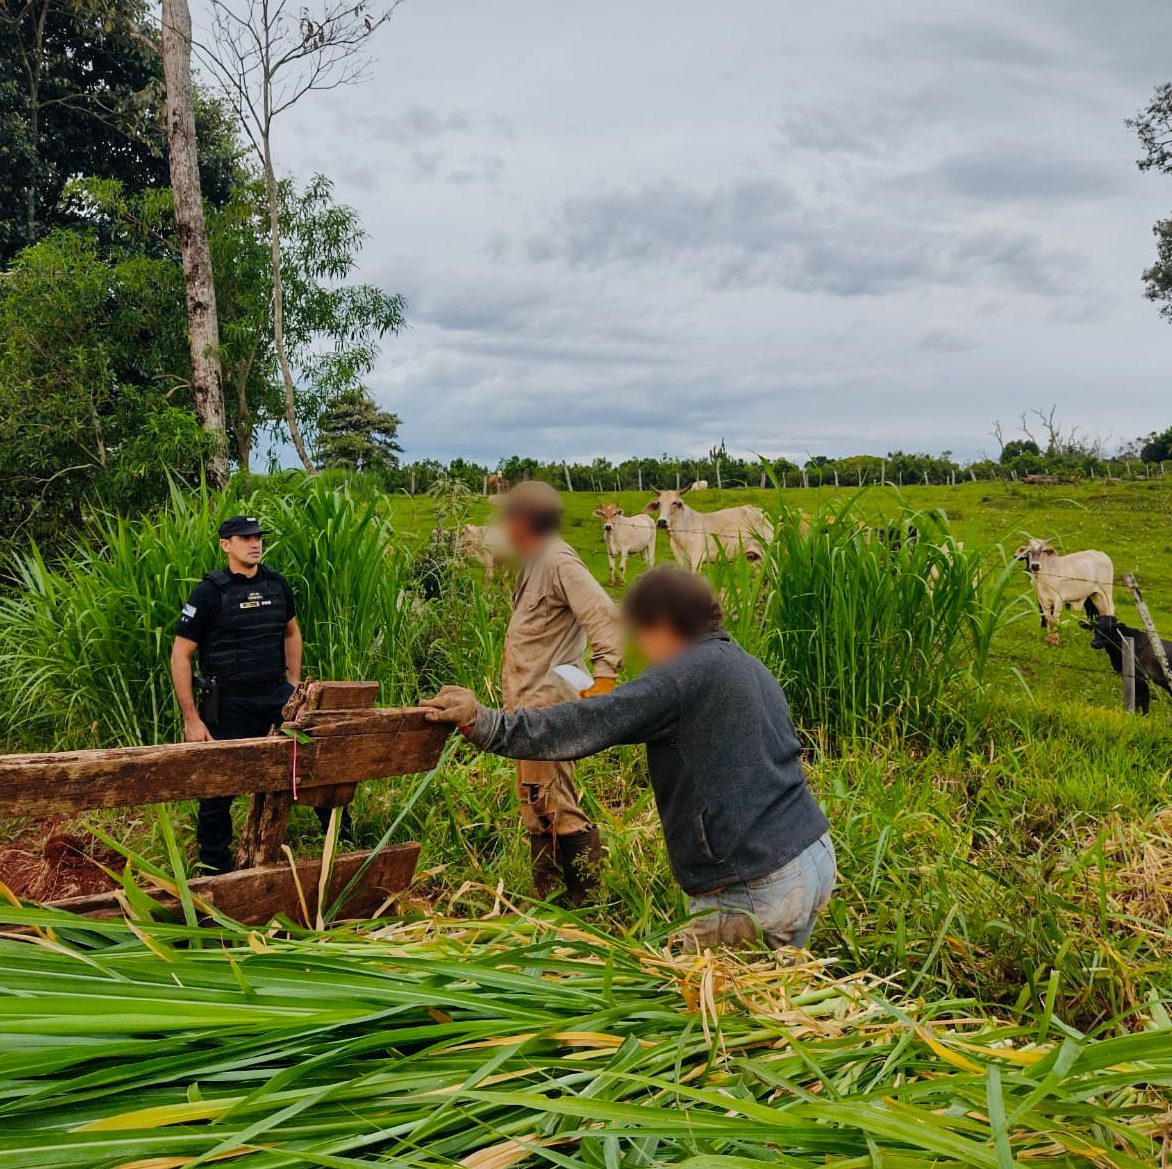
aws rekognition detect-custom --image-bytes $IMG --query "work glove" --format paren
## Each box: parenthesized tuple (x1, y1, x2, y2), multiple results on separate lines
(422, 686, 480, 730)
(580, 676, 616, 699)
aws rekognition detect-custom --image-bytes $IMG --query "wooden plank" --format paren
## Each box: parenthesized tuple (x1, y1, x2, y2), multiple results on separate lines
(43, 844, 420, 925)
(0, 710, 450, 819)
(310, 681, 380, 710)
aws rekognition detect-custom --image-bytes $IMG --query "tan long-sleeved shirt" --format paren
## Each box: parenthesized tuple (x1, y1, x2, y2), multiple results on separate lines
(502, 538, 622, 710)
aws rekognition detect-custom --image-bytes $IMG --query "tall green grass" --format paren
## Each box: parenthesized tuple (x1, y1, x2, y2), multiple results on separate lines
(712, 499, 1018, 746)
(0, 478, 506, 750)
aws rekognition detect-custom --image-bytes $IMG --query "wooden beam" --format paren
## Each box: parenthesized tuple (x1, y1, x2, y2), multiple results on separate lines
(43, 844, 420, 925)
(0, 709, 450, 819)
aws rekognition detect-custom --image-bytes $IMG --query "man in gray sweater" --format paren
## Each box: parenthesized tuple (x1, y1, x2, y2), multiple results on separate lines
(424, 567, 835, 952)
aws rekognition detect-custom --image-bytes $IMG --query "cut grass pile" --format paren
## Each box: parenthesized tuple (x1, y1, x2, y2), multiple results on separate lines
(0, 909, 1170, 1168)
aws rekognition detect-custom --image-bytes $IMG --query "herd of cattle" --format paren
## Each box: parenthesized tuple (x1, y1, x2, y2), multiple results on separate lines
(457, 487, 1172, 711)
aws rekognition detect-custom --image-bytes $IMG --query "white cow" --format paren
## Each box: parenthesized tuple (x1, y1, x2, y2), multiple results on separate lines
(1015, 538, 1114, 641)
(458, 523, 510, 580)
(688, 479, 709, 491)
(593, 503, 656, 585)
(645, 488, 773, 571)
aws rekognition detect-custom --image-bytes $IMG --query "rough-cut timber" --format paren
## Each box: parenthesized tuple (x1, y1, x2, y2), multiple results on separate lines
(238, 680, 378, 868)
(44, 845, 420, 925)
(0, 709, 450, 820)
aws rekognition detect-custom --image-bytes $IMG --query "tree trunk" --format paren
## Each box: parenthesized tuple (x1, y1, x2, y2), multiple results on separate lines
(160, 0, 229, 487)
(263, 140, 315, 473)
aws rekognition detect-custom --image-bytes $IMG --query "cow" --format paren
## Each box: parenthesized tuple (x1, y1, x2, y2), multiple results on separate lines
(644, 488, 772, 571)
(593, 503, 656, 586)
(458, 522, 510, 580)
(1084, 614, 1172, 715)
(688, 479, 709, 491)
(1014, 538, 1114, 642)
(486, 473, 509, 495)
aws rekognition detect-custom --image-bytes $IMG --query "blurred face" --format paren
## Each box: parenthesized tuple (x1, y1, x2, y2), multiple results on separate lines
(629, 618, 689, 666)
(502, 509, 547, 558)
(221, 533, 263, 569)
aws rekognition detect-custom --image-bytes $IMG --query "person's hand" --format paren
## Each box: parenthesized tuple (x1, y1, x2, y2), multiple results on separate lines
(183, 716, 213, 743)
(422, 686, 480, 728)
(580, 676, 616, 699)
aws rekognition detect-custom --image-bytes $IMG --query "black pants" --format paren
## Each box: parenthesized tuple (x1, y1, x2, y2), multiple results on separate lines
(197, 681, 354, 874)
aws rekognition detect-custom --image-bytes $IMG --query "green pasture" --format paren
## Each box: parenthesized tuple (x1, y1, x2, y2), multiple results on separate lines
(1, 475, 1170, 1029)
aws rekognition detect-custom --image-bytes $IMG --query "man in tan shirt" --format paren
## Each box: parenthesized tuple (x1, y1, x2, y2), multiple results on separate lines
(491, 480, 622, 905)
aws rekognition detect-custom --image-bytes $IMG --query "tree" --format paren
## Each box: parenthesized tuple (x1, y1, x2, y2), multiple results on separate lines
(0, 1, 240, 264)
(0, 231, 211, 549)
(160, 0, 228, 486)
(315, 390, 402, 472)
(1000, 439, 1040, 464)
(1131, 86, 1172, 321)
(76, 173, 402, 473)
(196, 0, 403, 471)
(1139, 426, 1172, 464)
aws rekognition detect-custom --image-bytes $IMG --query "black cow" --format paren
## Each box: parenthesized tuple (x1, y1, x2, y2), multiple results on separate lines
(1085, 614, 1172, 715)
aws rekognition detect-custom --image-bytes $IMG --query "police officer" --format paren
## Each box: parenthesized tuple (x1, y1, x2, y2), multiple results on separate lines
(170, 515, 307, 874)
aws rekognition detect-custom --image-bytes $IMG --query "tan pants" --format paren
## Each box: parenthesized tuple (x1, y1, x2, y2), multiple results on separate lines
(515, 758, 592, 836)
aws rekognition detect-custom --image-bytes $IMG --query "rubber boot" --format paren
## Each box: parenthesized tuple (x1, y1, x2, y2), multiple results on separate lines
(558, 827, 602, 908)
(529, 832, 561, 901)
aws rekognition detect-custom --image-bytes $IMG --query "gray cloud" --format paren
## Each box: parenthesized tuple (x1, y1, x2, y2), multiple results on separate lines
(252, 0, 1172, 465)
(529, 176, 1082, 297)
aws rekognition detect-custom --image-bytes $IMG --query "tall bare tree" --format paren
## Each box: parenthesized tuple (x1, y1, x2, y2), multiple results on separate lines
(161, 0, 230, 486)
(195, 0, 401, 472)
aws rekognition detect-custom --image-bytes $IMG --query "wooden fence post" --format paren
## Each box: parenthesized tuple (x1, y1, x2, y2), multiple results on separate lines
(1122, 636, 1137, 713)
(1122, 572, 1172, 689)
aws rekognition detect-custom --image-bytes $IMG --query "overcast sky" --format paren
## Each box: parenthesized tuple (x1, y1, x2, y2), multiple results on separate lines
(249, 0, 1170, 465)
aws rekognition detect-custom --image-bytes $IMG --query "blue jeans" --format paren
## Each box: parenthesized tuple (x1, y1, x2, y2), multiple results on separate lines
(686, 832, 836, 951)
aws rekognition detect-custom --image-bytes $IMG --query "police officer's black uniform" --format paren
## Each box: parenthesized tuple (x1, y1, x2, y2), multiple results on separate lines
(175, 517, 322, 873)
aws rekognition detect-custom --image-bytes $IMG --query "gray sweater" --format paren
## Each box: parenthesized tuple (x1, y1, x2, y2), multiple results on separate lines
(470, 631, 829, 895)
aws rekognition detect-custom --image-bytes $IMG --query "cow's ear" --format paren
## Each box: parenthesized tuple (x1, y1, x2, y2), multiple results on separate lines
(592, 507, 604, 517)
(643, 500, 659, 513)
(615, 507, 625, 516)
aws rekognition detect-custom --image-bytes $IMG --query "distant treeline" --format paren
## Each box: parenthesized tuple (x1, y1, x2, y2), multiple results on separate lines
(384, 436, 1172, 495)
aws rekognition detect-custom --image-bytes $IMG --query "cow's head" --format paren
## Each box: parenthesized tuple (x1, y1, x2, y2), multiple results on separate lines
(593, 503, 624, 533)
(1083, 613, 1120, 651)
(1014, 538, 1054, 574)
(644, 488, 688, 530)
(457, 523, 483, 556)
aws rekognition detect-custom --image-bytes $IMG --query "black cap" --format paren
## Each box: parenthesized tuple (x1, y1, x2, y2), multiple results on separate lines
(218, 515, 267, 539)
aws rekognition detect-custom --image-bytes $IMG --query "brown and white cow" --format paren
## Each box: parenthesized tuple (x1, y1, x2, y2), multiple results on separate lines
(593, 503, 656, 585)
(1014, 538, 1114, 641)
(458, 522, 510, 580)
(644, 488, 772, 571)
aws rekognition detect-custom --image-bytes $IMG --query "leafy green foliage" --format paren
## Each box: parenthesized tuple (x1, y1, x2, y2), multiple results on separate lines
(315, 388, 403, 472)
(0, 230, 213, 550)
(0, 0, 240, 263)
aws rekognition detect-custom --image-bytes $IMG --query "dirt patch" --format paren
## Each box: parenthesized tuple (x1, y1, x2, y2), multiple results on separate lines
(0, 832, 125, 901)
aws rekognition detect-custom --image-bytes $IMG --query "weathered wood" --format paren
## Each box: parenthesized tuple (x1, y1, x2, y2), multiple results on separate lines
(1122, 573, 1172, 690)
(0, 709, 450, 819)
(239, 681, 379, 867)
(1122, 635, 1137, 714)
(44, 845, 420, 925)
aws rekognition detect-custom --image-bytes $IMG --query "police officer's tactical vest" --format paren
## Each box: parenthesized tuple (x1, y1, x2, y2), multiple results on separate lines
(200, 568, 288, 687)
